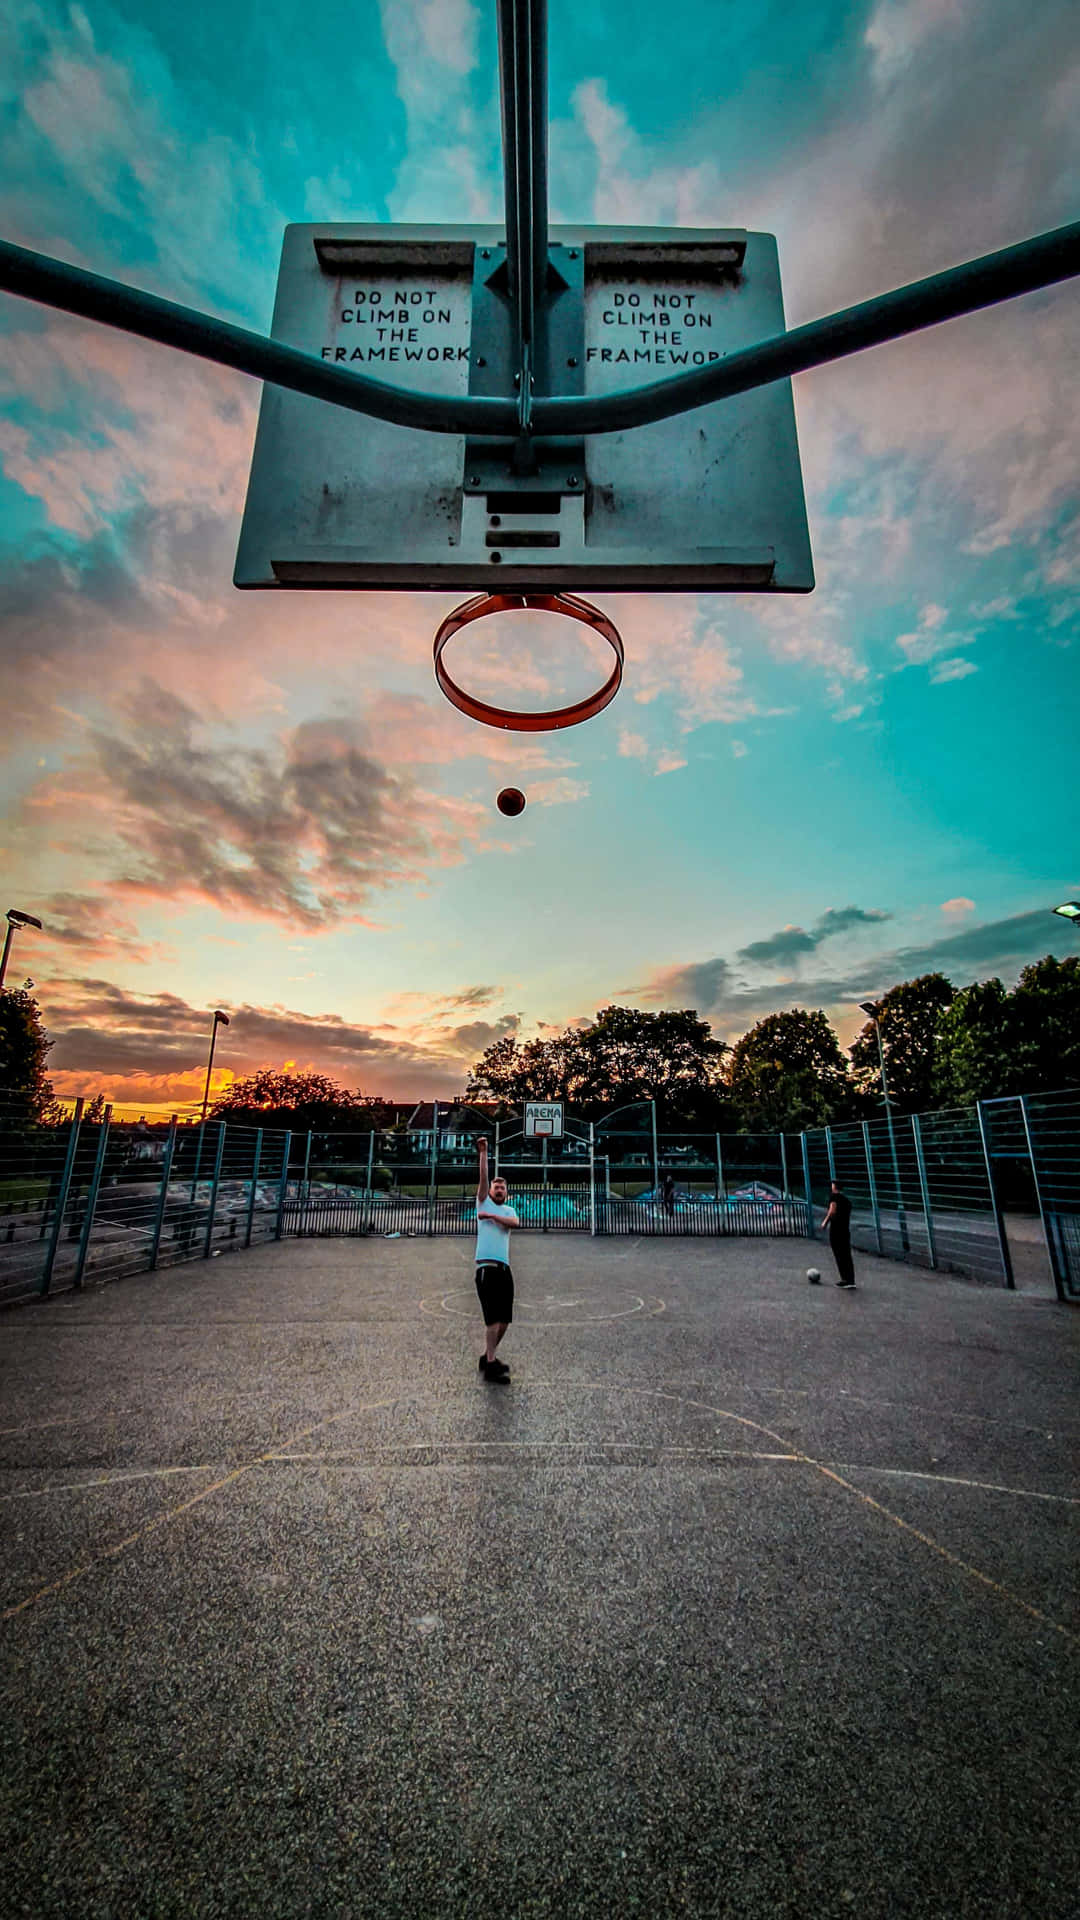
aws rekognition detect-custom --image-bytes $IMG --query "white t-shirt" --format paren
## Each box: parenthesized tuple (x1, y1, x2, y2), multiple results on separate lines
(475, 1200, 519, 1265)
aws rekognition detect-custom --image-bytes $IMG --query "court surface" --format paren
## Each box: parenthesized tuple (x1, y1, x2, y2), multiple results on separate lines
(2, 1234, 1078, 1918)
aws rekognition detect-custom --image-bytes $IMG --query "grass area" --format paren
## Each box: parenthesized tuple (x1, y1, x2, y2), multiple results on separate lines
(0, 1177, 48, 1209)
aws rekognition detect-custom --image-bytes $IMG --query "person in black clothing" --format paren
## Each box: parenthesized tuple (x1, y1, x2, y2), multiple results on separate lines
(662, 1172, 676, 1219)
(821, 1180, 856, 1288)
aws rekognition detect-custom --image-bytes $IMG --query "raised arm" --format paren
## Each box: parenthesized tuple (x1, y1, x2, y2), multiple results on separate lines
(477, 1137, 490, 1206)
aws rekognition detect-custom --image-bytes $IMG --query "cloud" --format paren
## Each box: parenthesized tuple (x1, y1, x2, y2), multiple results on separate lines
(618, 731, 649, 759)
(896, 604, 975, 668)
(37, 973, 513, 1105)
(941, 897, 975, 916)
(737, 905, 892, 969)
(630, 906, 1068, 1039)
(929, 657, 979, 684)
(526, 777, 591, 807)
(732, 740, 749, 758)
(654, 751, 687, 776)
(24, 683, 490, 929)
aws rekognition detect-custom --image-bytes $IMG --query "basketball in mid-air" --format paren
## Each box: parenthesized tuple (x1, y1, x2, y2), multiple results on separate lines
(497, 788, 526, 816)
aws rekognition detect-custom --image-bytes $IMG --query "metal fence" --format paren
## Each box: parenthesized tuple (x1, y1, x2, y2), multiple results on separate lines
(0, 1100, 293, 1308)
(2, 1088, 1078, 1307)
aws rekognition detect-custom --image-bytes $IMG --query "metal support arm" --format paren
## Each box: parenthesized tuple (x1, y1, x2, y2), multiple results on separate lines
(1, 222, 1078, 442)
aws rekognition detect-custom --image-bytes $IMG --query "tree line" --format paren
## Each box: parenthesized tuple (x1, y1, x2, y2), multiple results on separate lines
(2, 955, 1077, 1136)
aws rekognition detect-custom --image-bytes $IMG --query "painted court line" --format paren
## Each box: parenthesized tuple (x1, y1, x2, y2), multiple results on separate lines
(629, 1385, 1080, 1649)
(0, 1464, 223, 1503)
(0, 1392, 409, 1622)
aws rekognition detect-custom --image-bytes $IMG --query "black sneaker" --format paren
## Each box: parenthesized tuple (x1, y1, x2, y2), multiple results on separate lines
(479, 1353, 488, 1372)
(485, 1359, 511, 1382)
(835, 1278, 856, 1289)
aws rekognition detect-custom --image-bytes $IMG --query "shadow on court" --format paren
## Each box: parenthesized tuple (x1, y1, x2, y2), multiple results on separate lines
(2, 1235, 1078, 1918)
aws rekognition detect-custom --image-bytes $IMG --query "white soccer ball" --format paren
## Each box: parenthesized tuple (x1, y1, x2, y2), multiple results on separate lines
(806, 1268, 821, 1284)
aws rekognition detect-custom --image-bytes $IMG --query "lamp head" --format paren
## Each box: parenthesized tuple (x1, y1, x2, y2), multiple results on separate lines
(858, 1001, 878, 1018)
(1052, 902, 1080, 922)
(6, 909, 43, 930)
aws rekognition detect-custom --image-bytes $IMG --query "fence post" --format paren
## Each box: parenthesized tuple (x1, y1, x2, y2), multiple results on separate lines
(149, 1116, 179, 1271)
(1018, 1095, 1063, 1302)
(588, 1121, 596, 1237)
(801, 1133, 814, 1238)
(202, 1123, 226, 1258)
(244, 1128, 263, 1247)
(494, 1117, 500, 1177)
(364, 1127, 376, 1235)
(427, 1102, 439, 1237)
(911, 1113, 937, 1269)
(301, 1129, 312, 1213)
(274, 1131, 293, 1240)
(779, 1133, 789, 1197)
(715, 1134, 724, 1201)
(40, 1099, 84, 1295)
(862, 1120, 884, 1254)
(73, 1104, 112, 1290)
(975, 1100, 1014, 1289)
(825, 1127, 836, 1183)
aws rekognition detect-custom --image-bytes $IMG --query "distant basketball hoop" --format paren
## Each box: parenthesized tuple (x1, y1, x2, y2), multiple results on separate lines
(433, 591, 624, 733)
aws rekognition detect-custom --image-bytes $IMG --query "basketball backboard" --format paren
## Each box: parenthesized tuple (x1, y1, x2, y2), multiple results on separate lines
(524, 1101, 564, 1140)
(235, 224, 813, 594)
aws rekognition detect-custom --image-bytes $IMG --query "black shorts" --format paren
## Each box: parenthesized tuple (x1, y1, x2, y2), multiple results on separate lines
(475, 1261, 514, 1326)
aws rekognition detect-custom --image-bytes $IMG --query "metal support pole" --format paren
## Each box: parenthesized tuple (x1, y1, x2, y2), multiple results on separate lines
(862, 1120, 883, 1255)
(41, 1100, 83, 1294)
(365, 1126, 376, 1235)
(274, 1131, 293, 1241)
(149, 1117, 179, 1270)
(715, 1134, 724, 1203)
(589, 1121, 596, 1237)
(651, 1101, 659, 1198)
(1019, 1097, 1063, 1303)
(779, 1133, 789, 1198)
(427, 1102, 439, 1237)
(0, 921, 13, 990)
(494, 1118, 501, 1178)
(73, 1105, 112, 1289)
(825, 1127, 836, 1183)
(801, 1134, 814, 1239)
(496, 0, 549, 403)
(911, 1113, 937, 1269)
(301, 1129, 312, 1201)
(976, 1100, 1014, 1289)
(244, 1128, 263, 1247)
(202, 1124, 226, 1258)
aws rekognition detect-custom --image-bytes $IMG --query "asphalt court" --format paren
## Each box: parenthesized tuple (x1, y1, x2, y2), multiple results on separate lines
(2, 1234, 1078, 1918)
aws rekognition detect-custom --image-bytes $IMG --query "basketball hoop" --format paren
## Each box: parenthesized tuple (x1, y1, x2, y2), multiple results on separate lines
(433, 591, 624, 733)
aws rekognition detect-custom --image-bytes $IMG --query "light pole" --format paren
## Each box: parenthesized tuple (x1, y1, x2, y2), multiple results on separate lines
(859, 999, 909, 1253)
(201, 1010, 230, 1121)
(0, 909, 43, 990)
(192, 1011, 230, 1198)
(1052, 901, 1080, 927)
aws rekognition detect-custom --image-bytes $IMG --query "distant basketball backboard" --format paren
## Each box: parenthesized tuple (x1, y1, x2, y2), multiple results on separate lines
(234, 224, 813, 594)
(524, 1101, 564, 1140)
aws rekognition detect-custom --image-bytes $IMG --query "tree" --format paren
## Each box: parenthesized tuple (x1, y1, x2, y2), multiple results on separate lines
(849, 974, 955, 1111)
(0, 985, 55, 1126)
(569, 1007, 728, 1124)
(725, 1009, 855, 1132)
(934, 956, 1080, 1105)
(467, 1007, 731, 1125)
(209, 1070, 382, 1132)
(1010, 954, 1080, 1090)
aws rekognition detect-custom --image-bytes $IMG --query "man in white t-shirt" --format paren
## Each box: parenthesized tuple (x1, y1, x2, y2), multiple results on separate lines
(474, 1137, 520, 1382)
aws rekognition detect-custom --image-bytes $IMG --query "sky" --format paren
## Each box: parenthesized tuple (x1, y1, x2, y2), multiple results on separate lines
(1, 0, 1078, 1113)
